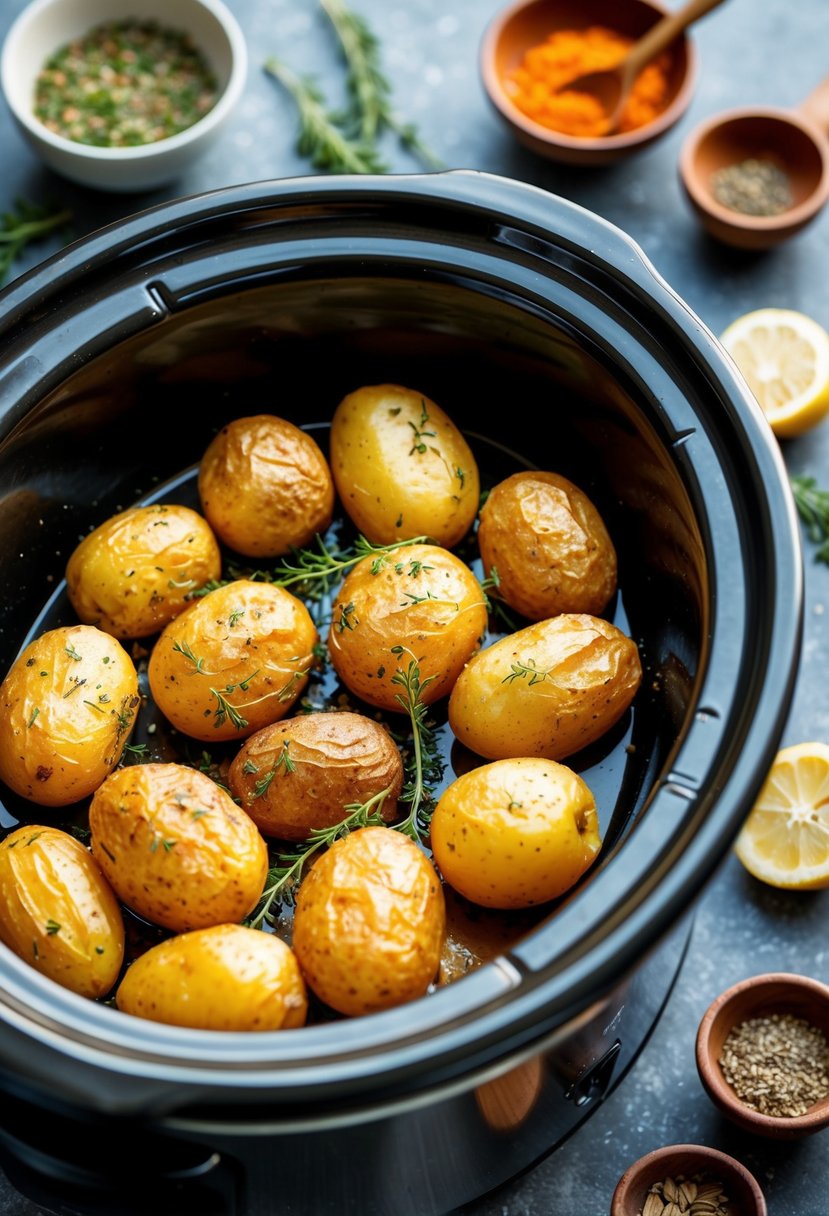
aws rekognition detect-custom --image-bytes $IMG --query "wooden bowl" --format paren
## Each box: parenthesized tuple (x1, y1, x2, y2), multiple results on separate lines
(679, 107, 829, 250)
(696, 972, 829, 1138)
(479, 0, 698, 166)
(610, 1143, 767, 1216)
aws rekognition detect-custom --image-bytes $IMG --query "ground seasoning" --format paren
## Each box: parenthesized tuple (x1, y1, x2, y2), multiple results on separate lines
(719, 1012, 829, 1117)
(34, 20, 218, 148)
(710, 157, 793, 217)
(504, 26, 672, 138)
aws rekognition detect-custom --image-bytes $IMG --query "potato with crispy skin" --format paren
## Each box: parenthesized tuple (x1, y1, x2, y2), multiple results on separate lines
(448, 614, 642, 762)
(327, 543, 487, 712)
(116, 924, 307, 1031)
(0, 825, 124, 998)
(292, 826, 445, 1016)
(198, 415, 334, 558)
(148, 579, 318, 743)
(89, 763, 268, 933)
(329, 384, 480, 546)
(478, 471, 617, 620)
(66, 503, 222, 639)
(0, 624, 139, 807)
(228, 711, 403, 840)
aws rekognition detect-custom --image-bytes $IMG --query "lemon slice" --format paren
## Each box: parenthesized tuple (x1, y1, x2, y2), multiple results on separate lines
(734, 742, 829, 889)
(720, 308, 829, 438)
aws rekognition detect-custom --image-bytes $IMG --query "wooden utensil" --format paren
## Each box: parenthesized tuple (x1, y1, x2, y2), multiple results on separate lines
(564, 0, 727, 133)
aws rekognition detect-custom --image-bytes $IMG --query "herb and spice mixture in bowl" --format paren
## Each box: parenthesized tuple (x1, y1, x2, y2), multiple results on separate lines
(0, 0, 246, 191)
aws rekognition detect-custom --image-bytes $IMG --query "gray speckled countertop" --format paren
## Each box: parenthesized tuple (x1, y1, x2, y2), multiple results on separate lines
(0, 0, 827, 1212)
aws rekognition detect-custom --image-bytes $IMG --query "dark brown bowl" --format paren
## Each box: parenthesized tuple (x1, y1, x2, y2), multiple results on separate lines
(480, 0, 698, 165)
(696, 972, 829, 1138)
(610, 1143, 767, 1216)
(679, 106, 829, 249)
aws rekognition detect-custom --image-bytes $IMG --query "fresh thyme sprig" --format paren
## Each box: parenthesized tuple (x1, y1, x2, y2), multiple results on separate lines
(247, 785, 392, 927)
(320, 0, 443, 170)
(263, 56, 387, 174)
(268, 532, 429, 592)
(480, 567, 522, 633)
(0, 200, 72, 286)
(389, 648, 442, 843)
(791, 474, 829, 565)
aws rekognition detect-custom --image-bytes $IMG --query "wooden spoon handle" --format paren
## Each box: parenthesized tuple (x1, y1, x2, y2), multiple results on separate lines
(796, 75, 829, 137)
(624, 0, 728, 79)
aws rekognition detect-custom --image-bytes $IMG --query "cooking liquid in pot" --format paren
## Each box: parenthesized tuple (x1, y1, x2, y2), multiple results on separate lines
(0, 425, 637, 1019)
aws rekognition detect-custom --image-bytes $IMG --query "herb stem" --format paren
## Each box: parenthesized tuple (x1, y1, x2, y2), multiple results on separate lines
(0, 202, 72, 286)
(263, 55, 387, 174)
(791, 473, 829, 565)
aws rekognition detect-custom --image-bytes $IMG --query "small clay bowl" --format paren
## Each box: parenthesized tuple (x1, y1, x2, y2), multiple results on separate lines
(679, 80, 829, 250)
(479, 0, 698, 166)
(610, 1143, 767, 1216)
(696, 972, 829, 1139)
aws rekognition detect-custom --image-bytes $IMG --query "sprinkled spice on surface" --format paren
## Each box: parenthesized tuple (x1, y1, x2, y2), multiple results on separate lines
(34, 20, 218, 148)
(640, 1173, 732, 1216)
(710, 157, 793, 217)
(719, 1011, 829, 1117)
(504, 25, 672, 138)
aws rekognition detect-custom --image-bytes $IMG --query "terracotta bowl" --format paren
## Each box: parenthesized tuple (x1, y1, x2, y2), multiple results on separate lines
(679, 107, 829, 250)
(696, 972, 829, 1138)
(479, 0, 698, 166)
(610, 1143, 767, 1216)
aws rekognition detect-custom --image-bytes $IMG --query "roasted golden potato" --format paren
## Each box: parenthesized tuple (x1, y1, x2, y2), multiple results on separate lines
(478, 471, 617, 620)
(89, 763, 268, 932)
(292, 826, 445, 1016)
(228, 711, 403, 840)
(448, 614, 642, 761)
(65, 504, 222, 639)
(329, 384, 480, 546)
(198, 415, 335, 558)
(148, 579, 318, 742)
(0, 625, 139, 807)
(327, 543, 487, 712)
(430, 757, 601, 909)
(116, 923, 308, 1031)
(0, 825, 124, 997)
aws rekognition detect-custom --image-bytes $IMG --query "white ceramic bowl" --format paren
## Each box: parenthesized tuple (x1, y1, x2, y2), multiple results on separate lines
(0, 0, 247, 192)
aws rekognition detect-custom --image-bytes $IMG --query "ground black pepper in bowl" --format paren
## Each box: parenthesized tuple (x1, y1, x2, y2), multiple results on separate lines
(709, 157, 793, 217)
(33, 20, 218, 147)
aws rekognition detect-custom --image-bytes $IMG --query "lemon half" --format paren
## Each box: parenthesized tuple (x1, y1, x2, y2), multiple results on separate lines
(734, 742, 829, 890)
(720, 308, 829, 439)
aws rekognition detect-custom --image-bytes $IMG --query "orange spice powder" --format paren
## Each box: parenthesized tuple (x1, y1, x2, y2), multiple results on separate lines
(504, 25, 672, 138)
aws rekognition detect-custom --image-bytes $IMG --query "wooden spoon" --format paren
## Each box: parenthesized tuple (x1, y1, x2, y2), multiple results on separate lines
(565, 0, 728, 134)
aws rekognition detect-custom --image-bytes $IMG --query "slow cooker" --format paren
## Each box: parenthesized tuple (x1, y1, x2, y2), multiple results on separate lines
(0, 171, 802, 1215)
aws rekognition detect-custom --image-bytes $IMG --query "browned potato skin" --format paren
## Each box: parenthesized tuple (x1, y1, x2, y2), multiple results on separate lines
(448, 614, 642, 762)
(116, 923, 307, 1031)
(228, 711, 403, 840)
(478, 471, 617, 621)
(89, 763, 268, 932)
(147, 580, 318, 742)
(292, 826, 445, 1016)
(329, 384, 480, 546)
(327, 543, 488, 712)
(65, 504, 222, 639)
(0, 625, 139, 807)
(0, 825, 124, 998)
(198, 415, 335, 558)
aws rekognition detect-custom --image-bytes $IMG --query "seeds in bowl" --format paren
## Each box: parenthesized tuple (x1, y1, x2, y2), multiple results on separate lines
(718, 1011, 829, 1117)
(641, 1174, 731, 1216)
(33, 20, 218, 147)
